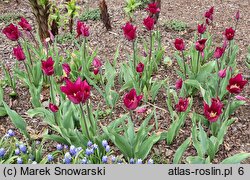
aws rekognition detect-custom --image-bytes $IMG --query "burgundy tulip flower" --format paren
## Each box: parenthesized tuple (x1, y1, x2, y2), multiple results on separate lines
(62, 63, 71, 77)
(204, 6, 214, 24)
(174, 38, 185, 51)
(197, 24, 206, 34)
(61, 77, 91, 104)
(204, 98, 223, 122)
(93, 58, 102, 68)
(49, 103, 59, 113)
(235, 10, 240, 21)
(218, 68, 227, 78)
(175, 78, 183, 90)
(41, 57, 54, 76)
(122, 22, 137, 41)
(123, 88, 143, 110)
(93, 58, 102, 75)
(146, 2, 160, 14)
(76, 21, 89, 38)
(175, 98, 189, 112)
(214, 47, 225, 59)
(136, 62, 144, 73)
(143, 16, 154, 31)
(224, 27, 235, 41)
(18, 17, 32, 31)
(195, 39, 207, 52)
(2, 23, 20, 41)
(235, 95, 247, 101)
(226, 73, 247, 94)
(13, 46, 25, 61)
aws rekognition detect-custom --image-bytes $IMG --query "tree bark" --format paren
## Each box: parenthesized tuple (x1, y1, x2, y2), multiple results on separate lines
(99, 0, 112, 31)
(28, 0, 50, 41)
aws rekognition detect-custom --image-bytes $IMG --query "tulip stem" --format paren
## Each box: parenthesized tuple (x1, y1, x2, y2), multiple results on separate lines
(22, 61, 32, 84)
(50, 76, 56, 104)
(133, 41, 136, 71)
(196, 52, 200, 75)
(149, 30, 153, 63)
(29, 31, 39, 48)
(220, 93, 232, 122)
(82, 37, 87, 76)
(129, 110, 134, 122)
(181, 51, 187, 80)
(86, 101, 94, 130)
(227, 41, 231, 64)
(216, 60, 221, 97)
(80, 103, 91, 140)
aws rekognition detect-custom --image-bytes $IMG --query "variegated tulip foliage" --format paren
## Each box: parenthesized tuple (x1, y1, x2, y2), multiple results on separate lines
(0, 4, 249, 164)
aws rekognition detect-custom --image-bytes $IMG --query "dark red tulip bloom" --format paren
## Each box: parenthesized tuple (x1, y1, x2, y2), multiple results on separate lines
(136, 62, 144, 73)
(123, 88, 143, 110)
(93, 58, 102, 68)
(93, 68, 99, 75)
(235, 10, 240, 21)
(76, 21, 89, 38)
(175, 98, 189, 112)
(226, 73, 247, 94)
(175, 78, 183, 90)
(174, 38, 185, 51)
(195, 39, 207, 52)
(204, 6, 214, 25)
(218, 68, 227, 78)
(143, 16, 154, 31)
(62, 63, 71, 77)
(61, 77, 91, 104)
(41, 57, 54, 76)
(2, 23, 20, 41)
(204, 6, 214, 20)
(197, 24, 206, 34)
(49, 103, 59, 113)
(13, 46, 25, 61)
(204, 98, 223, 122)
(146, 2, 160, 14)
(122, 22, 137, 41)
(18, 17, 32, 31)
(92, 58, 102, 75)
(224, 27, 235, 41)
(214, 47, 225, 59)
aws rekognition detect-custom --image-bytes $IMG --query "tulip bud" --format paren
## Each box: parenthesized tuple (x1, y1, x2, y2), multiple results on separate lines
(175, 79, 183, 90)
(235, 10, 240, 21)
(136, 62, 144, 73)
(218, 68, 227, 78)
(13, 46, 25, 61)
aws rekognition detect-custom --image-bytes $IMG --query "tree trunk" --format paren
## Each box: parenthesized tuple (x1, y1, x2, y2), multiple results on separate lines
(99, 0, 112, 31)
(28, 0, 50, 41)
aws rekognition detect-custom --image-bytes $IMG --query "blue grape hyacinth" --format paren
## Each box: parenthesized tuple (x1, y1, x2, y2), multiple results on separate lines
(56, 144, 63, 151)
(102, 140, 108, 147)
(81, 157, 88, 164)
(0, 148, 6, 158)
(7, 129, 15, 137)
(15, 149, 20, 155)
(136, 159, 143, 164)
(47, 154, 53, 162)
(102, 156, 108, 164)
(17, 157, 23, 164)
(19, 144, 27, 153)
(130, 158, 135, 164)
(64, 152, 72, 164)
(105, 145, 110, 152)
